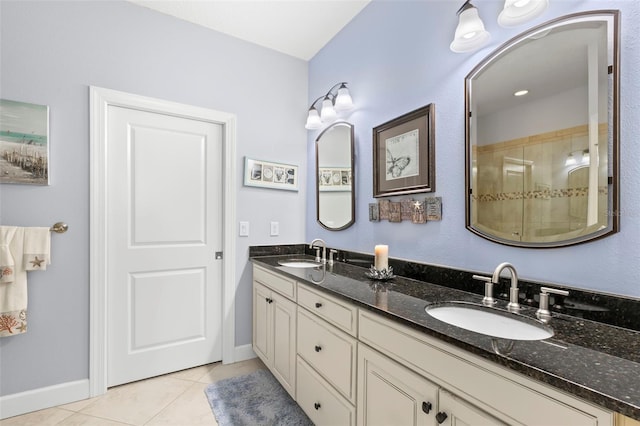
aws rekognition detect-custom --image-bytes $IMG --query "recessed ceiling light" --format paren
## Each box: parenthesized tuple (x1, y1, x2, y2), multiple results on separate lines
(514, 89, 529, 96)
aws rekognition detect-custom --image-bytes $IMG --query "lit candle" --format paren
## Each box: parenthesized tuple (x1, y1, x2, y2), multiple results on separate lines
(374, 245, 389, 270)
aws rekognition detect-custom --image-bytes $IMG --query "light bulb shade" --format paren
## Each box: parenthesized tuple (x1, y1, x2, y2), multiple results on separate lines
(565, 153, 576, 166)
(305, 108, 322, 130)
(320, 98, 337, 122)
(334, 86, 353, 112)
(450, 5, 491, 53)
(498, 0, 548, 27)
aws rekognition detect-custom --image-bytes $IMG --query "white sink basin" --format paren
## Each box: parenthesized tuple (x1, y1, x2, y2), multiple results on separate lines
(277, 259, 323, 269)
(425, 302, 553, 341)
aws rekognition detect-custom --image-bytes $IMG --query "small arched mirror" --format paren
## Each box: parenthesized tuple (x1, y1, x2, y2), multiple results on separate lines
(316, 122, 355, 230)
(465, 10, 619, 248)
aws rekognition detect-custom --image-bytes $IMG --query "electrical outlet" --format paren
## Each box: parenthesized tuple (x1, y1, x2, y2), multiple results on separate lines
(270, 221, 279, 236)
(239, 221, 249, 237)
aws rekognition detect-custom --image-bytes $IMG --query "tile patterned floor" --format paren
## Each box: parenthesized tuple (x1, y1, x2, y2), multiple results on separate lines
(0, 358, 266, 426)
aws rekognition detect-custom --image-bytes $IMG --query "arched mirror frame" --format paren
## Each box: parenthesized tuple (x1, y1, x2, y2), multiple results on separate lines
(316, 121, 356, 231)
(464, 10, 620, 248)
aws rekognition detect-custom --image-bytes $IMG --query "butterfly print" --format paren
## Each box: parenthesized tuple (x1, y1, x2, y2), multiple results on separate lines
(387, 149, 411, 178)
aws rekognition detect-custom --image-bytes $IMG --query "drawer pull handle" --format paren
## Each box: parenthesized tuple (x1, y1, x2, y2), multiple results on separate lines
(314, 345, 322, 352)
(315, 302, 323, 308)
(422, 401, 432, 414)
(436, 412, 448, 424)
(265, 297, 273, 304)
(314, 402, 321, 410)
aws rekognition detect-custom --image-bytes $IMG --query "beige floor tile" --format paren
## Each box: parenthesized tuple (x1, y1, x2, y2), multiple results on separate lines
(79, 376, 192, 426)
(0, 407, 74, 425)
(56, 412, 133, 426)
(145, 382, 217, 426)
(198, 357, 266, 383)
(58, 396, 102, 413)
(164, 363, 214, 382)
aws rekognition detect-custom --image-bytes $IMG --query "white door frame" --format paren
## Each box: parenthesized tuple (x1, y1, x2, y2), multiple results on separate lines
(88, 86, 237, 396)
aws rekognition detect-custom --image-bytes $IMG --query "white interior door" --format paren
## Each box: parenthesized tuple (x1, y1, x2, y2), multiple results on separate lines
(106, 104, 223, 387)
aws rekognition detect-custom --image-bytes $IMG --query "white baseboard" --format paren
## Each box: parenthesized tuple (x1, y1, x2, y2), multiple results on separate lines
(0, 379, 89, 420)
(233, 343, 256, 363)
(1, 346, 255, 419)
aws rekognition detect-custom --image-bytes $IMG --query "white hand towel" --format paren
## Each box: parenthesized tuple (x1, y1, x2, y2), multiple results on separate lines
(0, 226, 18, 283)
(23, 227, 50, 271)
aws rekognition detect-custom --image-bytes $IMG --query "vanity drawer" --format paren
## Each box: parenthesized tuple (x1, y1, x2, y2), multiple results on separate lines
(297, 308, 357, 403)
(297, 282, 358, 336)
(296, 356, 356, 426)
(253, 265, 296, 300)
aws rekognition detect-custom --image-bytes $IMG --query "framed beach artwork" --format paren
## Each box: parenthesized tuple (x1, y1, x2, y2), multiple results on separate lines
(0, 99, 50, 185)
(243, 157, 299, 191)
(373, 104, 435, 197)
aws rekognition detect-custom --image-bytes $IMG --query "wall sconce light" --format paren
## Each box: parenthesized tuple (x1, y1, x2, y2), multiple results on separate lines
(498, 0, 549, 28)
(565, 149, 590, 166)
(450, 0, 491, 53)
(305, 82, 354, 130)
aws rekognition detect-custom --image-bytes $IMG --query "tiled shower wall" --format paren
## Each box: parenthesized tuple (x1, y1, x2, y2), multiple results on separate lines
(472, 124, 608, 242)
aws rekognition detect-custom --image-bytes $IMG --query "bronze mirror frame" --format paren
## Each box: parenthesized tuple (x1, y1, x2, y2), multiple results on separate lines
(316, 121, 356, 231)
(465, 10, 620, 248)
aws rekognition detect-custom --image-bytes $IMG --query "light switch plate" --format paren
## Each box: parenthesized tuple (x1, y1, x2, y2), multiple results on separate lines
(239, 221, 249, 237)
(270, 221, 279, 236)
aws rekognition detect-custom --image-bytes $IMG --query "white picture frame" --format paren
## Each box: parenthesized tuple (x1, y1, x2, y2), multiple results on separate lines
(243, 157, 298, 191)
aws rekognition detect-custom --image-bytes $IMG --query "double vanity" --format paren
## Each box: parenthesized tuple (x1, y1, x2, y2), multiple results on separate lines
(251, 246, 640, 425)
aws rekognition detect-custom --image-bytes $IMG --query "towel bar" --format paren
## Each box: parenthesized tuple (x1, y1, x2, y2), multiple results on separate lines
(50, 222, 68, 234)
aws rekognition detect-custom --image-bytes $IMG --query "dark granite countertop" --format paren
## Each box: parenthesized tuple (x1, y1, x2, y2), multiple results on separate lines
(251, 254, 640, 421)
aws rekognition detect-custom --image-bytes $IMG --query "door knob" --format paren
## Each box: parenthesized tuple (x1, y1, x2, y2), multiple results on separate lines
(314, 345, 322, 352)
(422, 401, 432, 414)
(436, 412, 448, 424)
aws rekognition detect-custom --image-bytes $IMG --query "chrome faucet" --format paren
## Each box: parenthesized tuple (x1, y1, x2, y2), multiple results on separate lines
(473, 262, 520, 312)
(309, 238, 327, 264)
(493, 262, 520, 312)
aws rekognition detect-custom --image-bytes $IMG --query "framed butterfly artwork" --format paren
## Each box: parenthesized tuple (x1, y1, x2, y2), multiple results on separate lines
(373, 104, 435, 197)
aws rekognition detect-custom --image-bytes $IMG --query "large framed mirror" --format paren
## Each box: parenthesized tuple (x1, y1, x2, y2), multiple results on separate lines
(465, 10, 619, 248)
(316, 121, 355, 230)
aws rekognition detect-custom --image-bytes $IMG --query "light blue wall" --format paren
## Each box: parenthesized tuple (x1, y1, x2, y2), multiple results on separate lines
(0, 1, 308, 396)
(306, 0, 640, 298)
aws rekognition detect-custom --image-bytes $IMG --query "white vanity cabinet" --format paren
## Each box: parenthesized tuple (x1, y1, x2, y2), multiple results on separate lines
(252, 265, 297, 398)
(358, 341, 504, 426)
(358, 343, 439, 426)
(296, 282, 359, 425)
(252, 265, 618, 426)
(359, 309, 614, 426)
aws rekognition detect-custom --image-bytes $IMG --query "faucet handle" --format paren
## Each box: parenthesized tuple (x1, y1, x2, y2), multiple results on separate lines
(472, 274, 491, 282)
(536, 287, 570, 323)
(328, 249, 337, 266)
(472, 275, 496, 306)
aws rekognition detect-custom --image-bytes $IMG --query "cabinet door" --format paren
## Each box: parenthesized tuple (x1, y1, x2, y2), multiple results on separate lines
(271, 291, 297, 398)
(252, 281, 272, 365)
(437, 389, 507, 426)
(358, 343, 438, 426)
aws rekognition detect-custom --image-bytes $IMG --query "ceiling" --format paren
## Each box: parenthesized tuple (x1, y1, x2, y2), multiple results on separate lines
(127, 0, 371, 60)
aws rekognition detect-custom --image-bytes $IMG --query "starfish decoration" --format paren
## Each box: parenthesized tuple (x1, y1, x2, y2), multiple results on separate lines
(29, 256, 44, 268)
(18, 322, 27, 333)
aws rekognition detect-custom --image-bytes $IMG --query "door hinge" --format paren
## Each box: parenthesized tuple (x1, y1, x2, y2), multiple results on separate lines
(215, 251, 223, 260)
